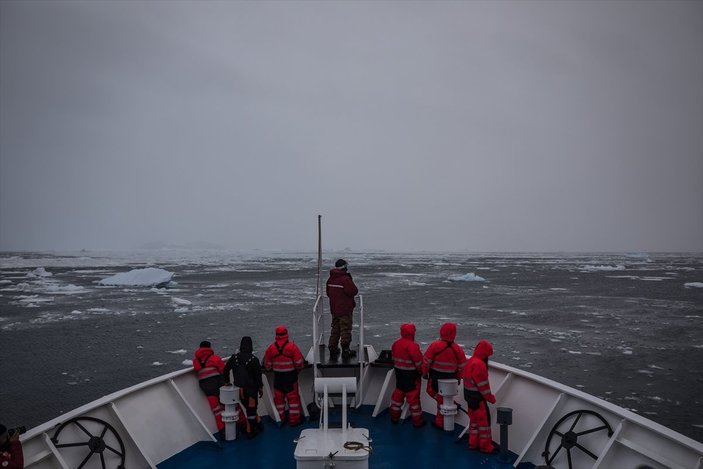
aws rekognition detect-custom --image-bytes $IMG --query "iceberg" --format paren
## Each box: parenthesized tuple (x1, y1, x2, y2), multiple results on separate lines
(98, 268, 174, 287)
(448, 273, 486, 282)
(684, 282, 703, 289)
(27, 267, 52, 278)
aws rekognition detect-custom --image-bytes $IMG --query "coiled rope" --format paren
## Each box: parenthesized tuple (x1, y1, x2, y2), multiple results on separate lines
(343, 441, 372, 453)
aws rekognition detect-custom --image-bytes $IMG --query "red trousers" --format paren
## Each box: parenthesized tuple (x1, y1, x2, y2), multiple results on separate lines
(389, 382, 424, 426)
(426, 380, 445, 427)
(207, 395, 225, 431)
(274, 382, 303, 425)
(467, 401, 496, 452)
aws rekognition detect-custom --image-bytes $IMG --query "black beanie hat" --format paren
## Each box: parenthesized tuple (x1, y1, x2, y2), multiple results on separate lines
(335, 259, 348, 269)
(240, 336, 253, 354)
(200, 340, 211, 348)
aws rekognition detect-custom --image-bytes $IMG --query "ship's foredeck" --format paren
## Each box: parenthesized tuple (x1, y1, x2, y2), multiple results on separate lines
(157, 405, 535, 469)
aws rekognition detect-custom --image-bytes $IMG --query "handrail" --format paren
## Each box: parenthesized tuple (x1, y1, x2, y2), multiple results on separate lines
(357, 294, 365, 405)
(312, 295, 324, 369)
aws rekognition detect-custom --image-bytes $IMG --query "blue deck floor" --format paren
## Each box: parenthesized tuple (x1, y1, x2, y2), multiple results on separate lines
(158, 406, 536, 469)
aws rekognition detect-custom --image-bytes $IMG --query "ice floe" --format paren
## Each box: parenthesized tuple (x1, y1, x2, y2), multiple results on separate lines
(44, 283, 87, 294)
(580, 265, 626, 272)
(447, 273, 486, 282)
(684, 282, 703, 288)
(27, 267, 53, 278)
(99, 268, 174, 287)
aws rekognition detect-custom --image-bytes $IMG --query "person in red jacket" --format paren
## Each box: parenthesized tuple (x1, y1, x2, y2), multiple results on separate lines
(0, 424, 24, 469)
(193, 340, 226, 438)
(263, 326, 305, 426)
(463, 340, 498, 453)
(326, 259, 359, 361)
(421, 322, 467, 429)
(389, 323, 426, 427)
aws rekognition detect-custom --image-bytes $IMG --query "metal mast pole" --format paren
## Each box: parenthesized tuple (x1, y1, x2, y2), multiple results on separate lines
(317, 215, 322, 299)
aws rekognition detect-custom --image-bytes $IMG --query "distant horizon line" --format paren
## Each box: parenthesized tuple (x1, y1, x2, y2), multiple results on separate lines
(1, 247, 702, 255)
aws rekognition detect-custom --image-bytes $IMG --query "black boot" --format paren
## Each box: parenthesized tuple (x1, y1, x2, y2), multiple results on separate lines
(329, 347, 340, 361)
(342, 346, 356, 362)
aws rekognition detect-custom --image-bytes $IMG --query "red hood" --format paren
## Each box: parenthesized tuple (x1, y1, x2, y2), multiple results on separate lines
(194, 346, 214, 362)
(275, 325, 289, 345)
(400, 323, 416, 340)
(439, 322, 456, 341)
(472, 340, 494, 360)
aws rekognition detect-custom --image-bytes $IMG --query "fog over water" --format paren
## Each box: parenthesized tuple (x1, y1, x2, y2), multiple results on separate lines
(1, 250, 702, 444)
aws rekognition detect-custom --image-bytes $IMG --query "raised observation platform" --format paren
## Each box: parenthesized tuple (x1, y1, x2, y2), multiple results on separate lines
(314, 344, 369, 369)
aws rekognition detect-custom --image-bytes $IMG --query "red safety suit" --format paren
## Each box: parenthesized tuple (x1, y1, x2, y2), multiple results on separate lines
(463, 340, 497, 453)
(422, 322, 467, 428)
(0, 439, 24, 469)
(390, 323, 425, 427)
(263, 326, 305, 425)
(193, 345, 226, 432)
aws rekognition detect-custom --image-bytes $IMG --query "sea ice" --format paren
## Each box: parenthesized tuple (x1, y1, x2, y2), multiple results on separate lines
(447, 273, 486, 282)
(684, 282, 703, 288)
(44, 283, 86, 294)
(27, 267, 52, 278)
(580, 264, 625, 272)
(99, 268, 174, 287)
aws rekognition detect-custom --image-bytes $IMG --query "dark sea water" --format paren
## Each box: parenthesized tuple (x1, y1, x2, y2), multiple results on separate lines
(1, 250, 702, 444)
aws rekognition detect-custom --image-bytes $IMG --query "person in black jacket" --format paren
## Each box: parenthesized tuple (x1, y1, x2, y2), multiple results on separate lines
(224, 336, 264, 438)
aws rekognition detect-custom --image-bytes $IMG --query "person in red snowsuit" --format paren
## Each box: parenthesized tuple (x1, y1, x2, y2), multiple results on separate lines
(463, 340, 497, 453)
(389, 323, 426, 427)
(193, 340, 226, 438)
(421, 322, 467, 429)
(263, 326, 305, 426)
(326, 259, 359, 361)
(0, 424, 24, 469)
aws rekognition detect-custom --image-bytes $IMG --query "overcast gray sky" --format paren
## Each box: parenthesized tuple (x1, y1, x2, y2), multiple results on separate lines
(1, 0, 701, 253)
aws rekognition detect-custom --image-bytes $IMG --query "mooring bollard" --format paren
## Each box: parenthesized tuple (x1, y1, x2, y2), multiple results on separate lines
(220, 385, 241, 441)
(497, 407, 513, 463)
(437, 379, 459, 431)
